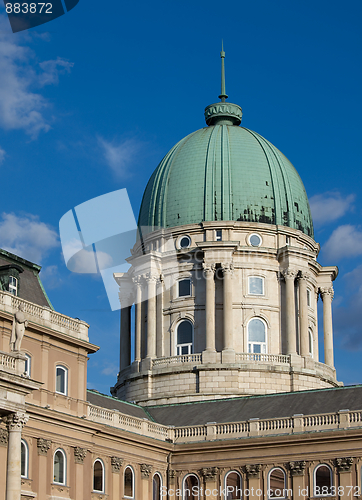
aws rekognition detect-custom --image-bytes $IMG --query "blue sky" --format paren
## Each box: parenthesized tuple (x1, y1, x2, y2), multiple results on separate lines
(0, 0, 361, 393)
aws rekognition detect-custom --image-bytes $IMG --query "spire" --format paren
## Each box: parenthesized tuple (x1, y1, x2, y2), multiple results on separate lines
(218, 41, 228, 102)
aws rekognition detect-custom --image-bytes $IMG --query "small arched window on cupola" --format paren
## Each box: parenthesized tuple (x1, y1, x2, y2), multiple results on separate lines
(248, 318, 267, 354)
(176, 320, 193, 355)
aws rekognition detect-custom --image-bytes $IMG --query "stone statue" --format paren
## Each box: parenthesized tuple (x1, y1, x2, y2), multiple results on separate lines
(10, 303, 28, 352)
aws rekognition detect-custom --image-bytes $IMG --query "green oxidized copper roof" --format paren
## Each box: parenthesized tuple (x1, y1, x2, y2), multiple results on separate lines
(138, 48, 314, 238)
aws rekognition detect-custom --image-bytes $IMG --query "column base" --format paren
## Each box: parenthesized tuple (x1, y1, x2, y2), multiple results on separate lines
(202, 350, 217, 364)
(131, 360, 140, 373)
(221, 349, 236, 363)
(141, 358, 153, 371)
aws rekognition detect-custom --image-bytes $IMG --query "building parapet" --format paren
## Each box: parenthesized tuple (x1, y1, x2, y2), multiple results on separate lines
(86, 403, 362, 443)
(0, 291, 89, 342)
(0, 350, 24, 376)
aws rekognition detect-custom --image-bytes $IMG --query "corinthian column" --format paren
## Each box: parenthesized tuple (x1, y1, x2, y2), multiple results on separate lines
(203, 264, 216, 352)
(3, 412, 29, 500)
(298, 272, 309, 357)
(133, 277, 142, 363)
(221, 262, 234, 354)
(282, 269, 297, 355)
(146, 274, 157, 359)
(320, 287, 334, 367)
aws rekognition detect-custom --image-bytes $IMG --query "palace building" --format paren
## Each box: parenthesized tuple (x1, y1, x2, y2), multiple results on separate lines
(1, 51, 362, 500)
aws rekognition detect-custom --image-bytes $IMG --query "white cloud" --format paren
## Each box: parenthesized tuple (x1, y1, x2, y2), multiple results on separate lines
(0, 146, 5, 164)
(0, 16, 73, 138)
(323, 224, 362, 261)
(101, 363, 118, 376)
(0, 212, 59, 263)
(309, 192, 355, 227)
(38, 57, 74, 87)
(98, 137, 142, 177)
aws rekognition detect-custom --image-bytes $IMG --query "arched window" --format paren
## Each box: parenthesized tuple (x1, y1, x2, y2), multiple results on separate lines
(176, 320, 193, 355)
(309, 329, 313, 356)
(268, 468, 287, 498)
(153, 473, 162, 500)
(24, 354, 31, 377)
(225, 470, 242, 499)
(55, 365, 68, 395)
(93, 459, 104, 492)
(307, 288, 311, 307)
(124, 466, 134, 498)
(53, 449, 66, 485)
(183, 474, 199, 500)
(248, 276, 264, 295)
(248, 318, 267, 354)
(21, 439, 28, 478)
(314, 464, 333, 496)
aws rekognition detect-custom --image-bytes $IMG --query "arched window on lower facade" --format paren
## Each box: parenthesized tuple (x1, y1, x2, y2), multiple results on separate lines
(225, 470, 242, 499)
(153, 473, 162, 500)
(124, 466, 134, 498)
(268, 468, 287, 498)
(176, 320, 193, 355)
(183, 474, 200, 500)
(21, 439, 29, 478)
(314, 464, 333, 496)
(53, 449, 66, 485)
(93, 459, 104, 492)
(248, 318, 267, 354)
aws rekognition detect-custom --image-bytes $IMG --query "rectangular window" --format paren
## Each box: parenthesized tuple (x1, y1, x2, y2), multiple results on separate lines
(178, 279, 191, 297)
(249, 276, 264, 295)
(9, 276, 17, 296)
(307, 288, 311, 307)
(216, 230, 222, 241)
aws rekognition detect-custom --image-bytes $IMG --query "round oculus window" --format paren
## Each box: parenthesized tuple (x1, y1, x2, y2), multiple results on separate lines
(249, 233, 262, 247)
(179, 235, 191, 249)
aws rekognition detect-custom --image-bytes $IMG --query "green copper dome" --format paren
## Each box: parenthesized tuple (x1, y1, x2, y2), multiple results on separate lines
(138, 49, 314, 238)
(138, 122, 314, 237)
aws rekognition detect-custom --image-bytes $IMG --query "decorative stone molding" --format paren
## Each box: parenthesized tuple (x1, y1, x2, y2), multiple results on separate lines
(244, 464, 261, 478)
(73, 447, 87, 464)
(288, 461, 306, 476)
(335, 457, 353, 473)
(281, 268, 297, 281)
(37, 438, 51, 456)
(111, 456, 123, 473)
(140, 463, 153, 479)
(168, 469, 176, 482)
(320, 287, 334, 300)
(0, 428, 8, 446)
(199, 467, 219, 480)
(3, 412, 29, 431)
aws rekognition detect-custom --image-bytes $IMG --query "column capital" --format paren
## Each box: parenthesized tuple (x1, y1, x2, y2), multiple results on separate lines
(73, 446, 87, 464)
(199, 467, 219, 480)
(281, 268, 297, 280)
(298, 271, 310, 282)
(132, 275, 143, 286)
(144, 272, 159, 284)
(320, 286, 334, 300)
(3, 412, 28, 431)
(220, 262, 234, 275)
(140, 463, 152, 479)
(37, 438, 51, 456)
(111, 456, 123, 473)
(244, 463, 261, 478)
(202, 262, 215, 277)
(288, 460, 306, 476)
(335, 457, 353, 473)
